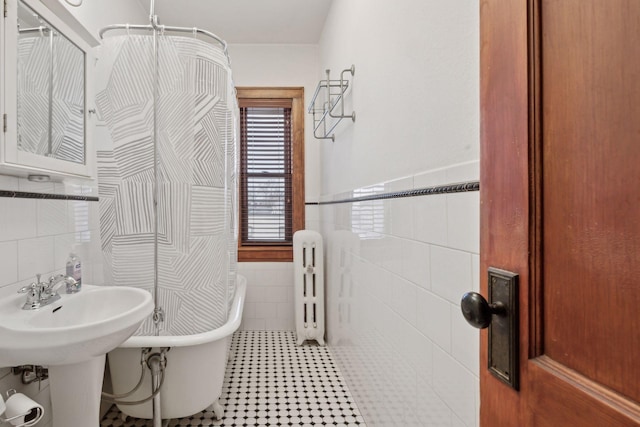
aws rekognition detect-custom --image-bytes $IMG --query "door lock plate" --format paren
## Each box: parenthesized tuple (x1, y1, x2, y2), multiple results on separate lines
(488, 267, 519, 390)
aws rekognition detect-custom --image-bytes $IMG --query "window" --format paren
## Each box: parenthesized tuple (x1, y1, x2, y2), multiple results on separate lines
(237, 87, 305, 262)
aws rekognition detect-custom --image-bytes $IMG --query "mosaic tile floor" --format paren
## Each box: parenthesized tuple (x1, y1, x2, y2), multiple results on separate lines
(101, 331, 366, 427)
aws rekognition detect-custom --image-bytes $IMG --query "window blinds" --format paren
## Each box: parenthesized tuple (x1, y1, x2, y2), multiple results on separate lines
(240, 101, 293, 245)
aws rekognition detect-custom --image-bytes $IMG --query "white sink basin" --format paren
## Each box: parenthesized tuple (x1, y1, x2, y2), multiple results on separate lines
(0, 284, 153, 367)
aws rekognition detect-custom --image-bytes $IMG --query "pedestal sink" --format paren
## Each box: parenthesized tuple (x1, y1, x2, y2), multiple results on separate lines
(0, 284, 153, 427)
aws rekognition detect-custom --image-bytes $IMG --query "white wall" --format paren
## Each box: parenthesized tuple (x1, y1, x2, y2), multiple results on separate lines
(228, 44, 323, 331)
(53, 0, 148, 44)
(317, 1, 480, 426)
(318, 0, 479, 195)
(229, 43, 321, 201)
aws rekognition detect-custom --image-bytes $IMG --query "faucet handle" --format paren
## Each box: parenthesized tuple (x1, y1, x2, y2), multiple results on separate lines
(18, 273, 44, 293)
(17, 283, 37, 294)
(34, 274, 48, 290)
(17, 283, 41, 309)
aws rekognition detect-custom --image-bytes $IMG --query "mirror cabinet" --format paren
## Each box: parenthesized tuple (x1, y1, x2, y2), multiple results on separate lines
(1, 0, 95, 180)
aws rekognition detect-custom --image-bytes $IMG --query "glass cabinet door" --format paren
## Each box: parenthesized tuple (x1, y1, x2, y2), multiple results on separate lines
(1, 0, 94, 180)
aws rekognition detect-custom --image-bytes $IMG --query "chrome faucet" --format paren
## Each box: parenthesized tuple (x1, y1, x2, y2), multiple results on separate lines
(17, 274, 78, 310)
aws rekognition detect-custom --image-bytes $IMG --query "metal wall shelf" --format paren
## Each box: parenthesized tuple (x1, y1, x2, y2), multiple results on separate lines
(308, 65, 356, 141)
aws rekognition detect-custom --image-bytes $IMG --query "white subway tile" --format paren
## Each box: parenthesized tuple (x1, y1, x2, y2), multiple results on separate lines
(445, 160, 480, 183)
(372, 266, 394, 304)
(414, 169, 448, 188)
(359, 235, 384, 267)
(265, 317, 294, 331)
(264, 286, 290, 303)
(446, 192, 479, 253)
(384, 176, 413, 192)
(305, 204, 320, 222)
(37, 199, 68, 236)
(18, 236, 55, 281)
(258, 269, 283, 287)
(276, 302, 294, 320)
(451, 302, 480, 377)
(416, 375, 452, 427)
(433, 346, 477, 427)
(452, 413, 470, 427)
(255, 302, 278, 319)
(381, 235, 403, 276)
(390, 197, 414, 239)
(0, 241, 18, 287)
(242, 318, 266, 331)
(413, 195, 448, 246)
(243, 302, 257, 319)
(416, 289, 451, 352)
(430, 246, 472, 304)
(401, 239, 431, 289)
(276, 267, 294, 287)
(68, 200, 91, 233)
(398, 321, 427, 373)
(414, 329, 434, 385)
(472, 254, 480, 293)
(245, 285, 267, 303)
(389, 276, 417, 327)
(308, 167, 480, 426)
(391, 357, 419, 426)
(475, 378, 480, 427)
(0, 198, 38, 242)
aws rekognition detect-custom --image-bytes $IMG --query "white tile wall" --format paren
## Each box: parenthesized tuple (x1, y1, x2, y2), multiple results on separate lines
(321, 164, 480, 427)
(0, 175, 102, 427)
(237, 262, 295, 331)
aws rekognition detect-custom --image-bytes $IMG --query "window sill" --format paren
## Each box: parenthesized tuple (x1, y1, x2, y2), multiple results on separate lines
(238, 246, 293, 262)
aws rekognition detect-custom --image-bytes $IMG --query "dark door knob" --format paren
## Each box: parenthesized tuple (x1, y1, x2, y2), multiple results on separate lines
(460, 291, 506, 329)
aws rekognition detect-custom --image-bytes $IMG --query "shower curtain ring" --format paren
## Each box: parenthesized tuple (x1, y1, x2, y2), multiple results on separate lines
(126, 23, 130, 35)
(193, 27, 197, 38)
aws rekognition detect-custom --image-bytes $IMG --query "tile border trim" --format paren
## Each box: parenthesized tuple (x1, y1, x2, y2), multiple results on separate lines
(0, 190, 99, 202)
(307, 180, 479, 205)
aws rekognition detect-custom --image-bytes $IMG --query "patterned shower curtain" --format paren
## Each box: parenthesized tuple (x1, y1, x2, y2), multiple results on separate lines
(95, 34, 238, 336)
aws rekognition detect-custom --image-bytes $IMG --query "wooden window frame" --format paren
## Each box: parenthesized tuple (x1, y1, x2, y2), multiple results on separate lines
(237, 87, 305, 262)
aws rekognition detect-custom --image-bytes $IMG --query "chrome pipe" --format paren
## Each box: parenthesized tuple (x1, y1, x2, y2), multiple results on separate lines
(149, 353, 163, 427)
(151, 2, 160, 335)
(149, 0, 156, 25)
(18, 26, 50, 34)
(328, 66, 356, 121)
(98, 24, 230, 66)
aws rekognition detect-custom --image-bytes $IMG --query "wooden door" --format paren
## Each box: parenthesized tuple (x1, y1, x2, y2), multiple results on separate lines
(480, 0, 640, 425)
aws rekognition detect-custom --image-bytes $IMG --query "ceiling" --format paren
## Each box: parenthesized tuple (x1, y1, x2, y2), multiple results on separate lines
(134, 0, 334, 44)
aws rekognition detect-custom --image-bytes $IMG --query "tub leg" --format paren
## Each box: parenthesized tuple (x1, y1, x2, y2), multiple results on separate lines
(206, 400, 224, 420)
